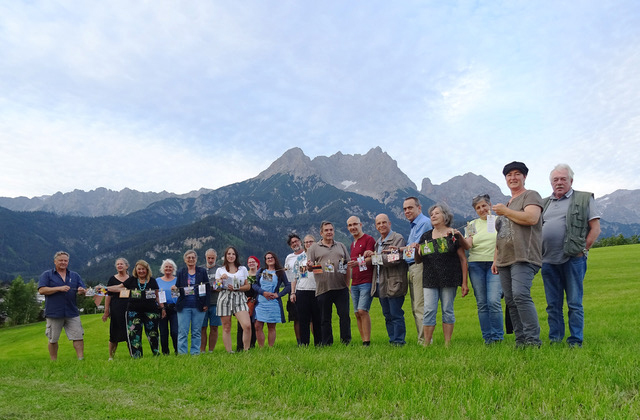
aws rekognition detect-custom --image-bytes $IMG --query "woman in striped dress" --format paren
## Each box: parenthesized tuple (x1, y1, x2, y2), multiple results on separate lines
(216, 246, 254, 352)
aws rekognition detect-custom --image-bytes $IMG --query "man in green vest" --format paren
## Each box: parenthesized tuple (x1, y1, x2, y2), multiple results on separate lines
(541, 164, 601, 347)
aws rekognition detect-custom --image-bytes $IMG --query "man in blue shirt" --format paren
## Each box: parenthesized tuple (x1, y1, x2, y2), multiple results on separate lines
(403, 197, 432, 344)
(38, 251, 86, 360)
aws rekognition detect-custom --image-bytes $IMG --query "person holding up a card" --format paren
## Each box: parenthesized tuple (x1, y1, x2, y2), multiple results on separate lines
(402, 197, 432, 345)
(413, 203, 469, 347)
(346, 216, 376, 346)
(120, 260, 162, 358)
(367, 214, 408, 346)
(216, 246, 254, 353)
(306, 221, 351, 346)
(157, 259, 179, 355)
(464, 194, 504, 345)
(103, 257, 131, 360)
(174, 250, 209, 355)
(492, 161, 543, 348)
(38, 251, 87, 361)
(253, 252, 291, 348)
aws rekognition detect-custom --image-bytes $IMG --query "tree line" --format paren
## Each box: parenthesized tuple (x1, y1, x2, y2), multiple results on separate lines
(0, 277, 98, 327)
(592, 234, 640, 248)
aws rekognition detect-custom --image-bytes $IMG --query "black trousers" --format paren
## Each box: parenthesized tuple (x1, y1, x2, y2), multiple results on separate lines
(296, 290, 322, 346)
(317, 288, 351, 345)
(158, 304, 178, 355)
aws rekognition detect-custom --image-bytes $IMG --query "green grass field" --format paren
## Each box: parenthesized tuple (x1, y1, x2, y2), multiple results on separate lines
(1, 244, 638, 419)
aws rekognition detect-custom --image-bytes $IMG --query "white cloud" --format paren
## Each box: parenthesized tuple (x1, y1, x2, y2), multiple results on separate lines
(0, 1, 638, 200)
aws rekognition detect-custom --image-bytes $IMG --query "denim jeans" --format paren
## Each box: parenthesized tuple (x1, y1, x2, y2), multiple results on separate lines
(423, 287, 457, 326)
(498, 263, 541, 346)
(542, 256, 587, 345)
(177, 307, 206, 355)
(379, 295, 406, 345)
(468, 262, 504, 343)
(351, 283, 373, 312)
(317, 288, 351, 345)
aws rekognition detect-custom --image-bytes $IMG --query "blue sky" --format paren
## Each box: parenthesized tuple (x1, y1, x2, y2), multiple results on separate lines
(1, 1, 638, 199)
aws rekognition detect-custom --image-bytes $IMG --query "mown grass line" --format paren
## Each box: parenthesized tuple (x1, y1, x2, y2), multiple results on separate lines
(0, 244, 638, 419)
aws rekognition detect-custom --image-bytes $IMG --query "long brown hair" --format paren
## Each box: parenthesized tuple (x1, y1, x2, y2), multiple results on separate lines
(223, 246, 241, 271)
(263, 251, 283, 271)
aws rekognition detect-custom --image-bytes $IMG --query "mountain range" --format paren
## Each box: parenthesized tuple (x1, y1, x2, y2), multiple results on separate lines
(1, 147, 638, 283)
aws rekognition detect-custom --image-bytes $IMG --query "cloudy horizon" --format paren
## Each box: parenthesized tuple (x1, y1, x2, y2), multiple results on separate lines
(1, 1, 638, 199)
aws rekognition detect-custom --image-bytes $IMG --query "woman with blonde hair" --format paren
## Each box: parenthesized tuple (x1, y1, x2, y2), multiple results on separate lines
(116, 260, 163, 358)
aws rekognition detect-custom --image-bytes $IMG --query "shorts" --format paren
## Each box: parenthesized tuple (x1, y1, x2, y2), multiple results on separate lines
(216, 290, 249, 317)
(351, 283, 373, 312)
(45, 317, 84, 343)
(202, 305, 222, 328)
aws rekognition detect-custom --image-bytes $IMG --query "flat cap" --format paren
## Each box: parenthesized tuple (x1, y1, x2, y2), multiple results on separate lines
(502, 161, 529, 176)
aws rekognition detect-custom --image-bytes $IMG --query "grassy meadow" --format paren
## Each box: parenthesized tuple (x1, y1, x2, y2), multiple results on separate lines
(0, 244, 638, 419)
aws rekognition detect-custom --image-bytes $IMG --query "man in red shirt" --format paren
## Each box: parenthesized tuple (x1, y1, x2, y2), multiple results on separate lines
(347, 216, 376, 346)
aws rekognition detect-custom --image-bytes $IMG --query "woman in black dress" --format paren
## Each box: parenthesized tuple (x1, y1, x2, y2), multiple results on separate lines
(102, 257, 131, 360)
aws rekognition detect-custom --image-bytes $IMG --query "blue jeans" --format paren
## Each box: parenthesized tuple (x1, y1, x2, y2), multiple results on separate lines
(177, 307, 206, 355)
(468, 262, 504, 343)
(542, 256, 586, 345)
(423, 287, 457, 326)
(498, 263, 541, 346)
(379, 295, 406, 345)
(351, 283, 373, 312)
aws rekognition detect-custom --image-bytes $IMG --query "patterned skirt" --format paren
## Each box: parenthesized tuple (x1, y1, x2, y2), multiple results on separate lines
(216, 289, 249, 317)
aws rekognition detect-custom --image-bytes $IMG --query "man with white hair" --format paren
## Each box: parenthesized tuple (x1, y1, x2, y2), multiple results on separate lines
(38, 251, 87, 360)
(541, 163, 601, 347)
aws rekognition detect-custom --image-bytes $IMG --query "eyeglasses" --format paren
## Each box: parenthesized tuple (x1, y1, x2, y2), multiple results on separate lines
(473, 193, 490, 201)
(304, 240, 314, 244)
(266, 257, 275, 260)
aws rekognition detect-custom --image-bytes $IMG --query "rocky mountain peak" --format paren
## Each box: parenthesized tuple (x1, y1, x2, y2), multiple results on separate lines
(420, 172, 510, 219)
(258, 147, 416, 200)
(256, 147, 315, 180)
(421, 178, 435, 195)
(596, 189, 640, 225)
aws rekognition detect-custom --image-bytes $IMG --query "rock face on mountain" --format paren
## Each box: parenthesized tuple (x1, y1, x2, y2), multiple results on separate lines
(256, 147, 416, 200)
(420, 173, 510, 219)
(0, 187, 212, 217)
(0, 147, 637, 228)
(596, 189, 640, 225)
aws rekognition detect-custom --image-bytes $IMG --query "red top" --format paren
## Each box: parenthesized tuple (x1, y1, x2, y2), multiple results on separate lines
(350, 234, 376, 286)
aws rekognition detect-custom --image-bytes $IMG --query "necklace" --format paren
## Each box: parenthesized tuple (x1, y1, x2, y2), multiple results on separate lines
(137, 279, 147, 291)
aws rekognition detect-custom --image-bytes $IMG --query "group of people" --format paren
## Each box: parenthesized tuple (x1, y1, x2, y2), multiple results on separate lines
(37, 161, 600, 360)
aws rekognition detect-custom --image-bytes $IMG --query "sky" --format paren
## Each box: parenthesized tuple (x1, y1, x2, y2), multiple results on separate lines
(1, 1, 639, 199)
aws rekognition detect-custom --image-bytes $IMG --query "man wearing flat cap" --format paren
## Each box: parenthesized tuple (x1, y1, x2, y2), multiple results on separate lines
(491, 161, 543, 348)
